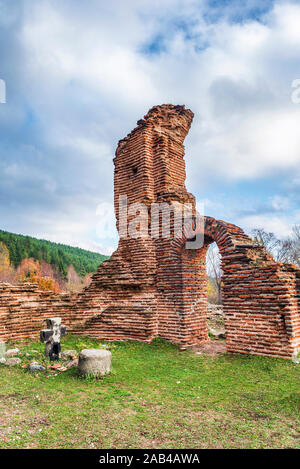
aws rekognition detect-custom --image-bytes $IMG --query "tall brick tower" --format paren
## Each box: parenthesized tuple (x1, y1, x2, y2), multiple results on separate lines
(85, 104, 207, 346)
(113, 105, 205, 346)
(114, 104, 196, 279)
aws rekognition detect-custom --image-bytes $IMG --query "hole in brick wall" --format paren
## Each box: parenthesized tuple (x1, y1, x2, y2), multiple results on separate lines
(280, 314, 287, 331)
(206, 243, 222, 305)
(206, 242, 224, 341)
(132, 167, 138, 176)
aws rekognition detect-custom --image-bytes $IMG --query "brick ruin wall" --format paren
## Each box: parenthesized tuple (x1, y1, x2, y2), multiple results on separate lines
(0, 104, 300, 359)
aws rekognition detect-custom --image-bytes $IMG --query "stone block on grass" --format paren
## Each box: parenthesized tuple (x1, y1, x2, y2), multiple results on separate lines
(78, 349, 111, 377)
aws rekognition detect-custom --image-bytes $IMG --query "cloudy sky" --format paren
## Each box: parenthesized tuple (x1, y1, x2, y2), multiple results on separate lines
(0, 0, 300, 254)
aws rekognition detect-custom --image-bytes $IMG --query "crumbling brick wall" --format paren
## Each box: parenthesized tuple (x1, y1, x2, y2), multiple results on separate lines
(0, 283, 74, 341)
(170, 217, 300, 357)
(0, 104, 299, 359)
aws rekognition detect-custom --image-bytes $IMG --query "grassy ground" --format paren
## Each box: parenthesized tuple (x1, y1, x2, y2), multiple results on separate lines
(0, 335, 299, 449)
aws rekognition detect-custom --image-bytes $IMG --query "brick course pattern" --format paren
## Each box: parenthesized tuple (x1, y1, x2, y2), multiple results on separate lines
(0, 104, 299, 359)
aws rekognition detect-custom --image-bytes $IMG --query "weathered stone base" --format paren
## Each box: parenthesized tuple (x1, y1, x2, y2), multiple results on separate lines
(78, 349, 111, 377)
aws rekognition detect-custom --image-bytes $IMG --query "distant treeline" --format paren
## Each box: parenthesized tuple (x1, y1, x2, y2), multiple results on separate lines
(0, 229, 109, 277)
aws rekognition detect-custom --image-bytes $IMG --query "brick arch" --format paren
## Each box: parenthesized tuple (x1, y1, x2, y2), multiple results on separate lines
(164, 215, 299, 356)
(165, 215, 253, 347)
(170, 216, 254, 259)
(167, 216, 257, 343)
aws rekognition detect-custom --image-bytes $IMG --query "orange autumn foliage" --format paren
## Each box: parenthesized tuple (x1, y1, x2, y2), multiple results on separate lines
(23, 271, 61, 293)
(17, 258, 41, 277)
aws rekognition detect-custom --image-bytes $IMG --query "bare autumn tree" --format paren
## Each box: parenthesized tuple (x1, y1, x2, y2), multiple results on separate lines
(251, 226, 300, 266)
(67, 265, 83, 292)
(206, 243, 222, 304)
(251, 229, 282, 259)
(40, 260, 55, 278)
(279, 225, 300, 266)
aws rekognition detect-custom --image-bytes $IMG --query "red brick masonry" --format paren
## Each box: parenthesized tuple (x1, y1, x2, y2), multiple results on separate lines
(1, 105, 299, 359)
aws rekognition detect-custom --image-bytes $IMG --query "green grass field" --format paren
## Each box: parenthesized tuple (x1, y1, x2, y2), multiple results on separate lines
(0, 336, 299, 449)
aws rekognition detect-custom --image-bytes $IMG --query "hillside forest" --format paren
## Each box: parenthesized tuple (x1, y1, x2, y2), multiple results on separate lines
(0, 229, 109, 293)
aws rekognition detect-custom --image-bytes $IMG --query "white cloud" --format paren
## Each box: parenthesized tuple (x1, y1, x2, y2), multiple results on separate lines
(2, 0, 300, 250)
(270, 195, 290, 211)
(32, 202, 118, 256)
(19, 1, 300, 186)
(272, 2, 300, 45)
(240, 214, 296, 239)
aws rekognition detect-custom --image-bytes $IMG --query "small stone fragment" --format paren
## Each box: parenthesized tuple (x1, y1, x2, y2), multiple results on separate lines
(29, 364, 46, 372)
(56, 366, 67, 371)
(5, 357, 21, 366)
(5, 348, 20, 357)
(61, 350, 77, 361)
(50, 363, 61, 369)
